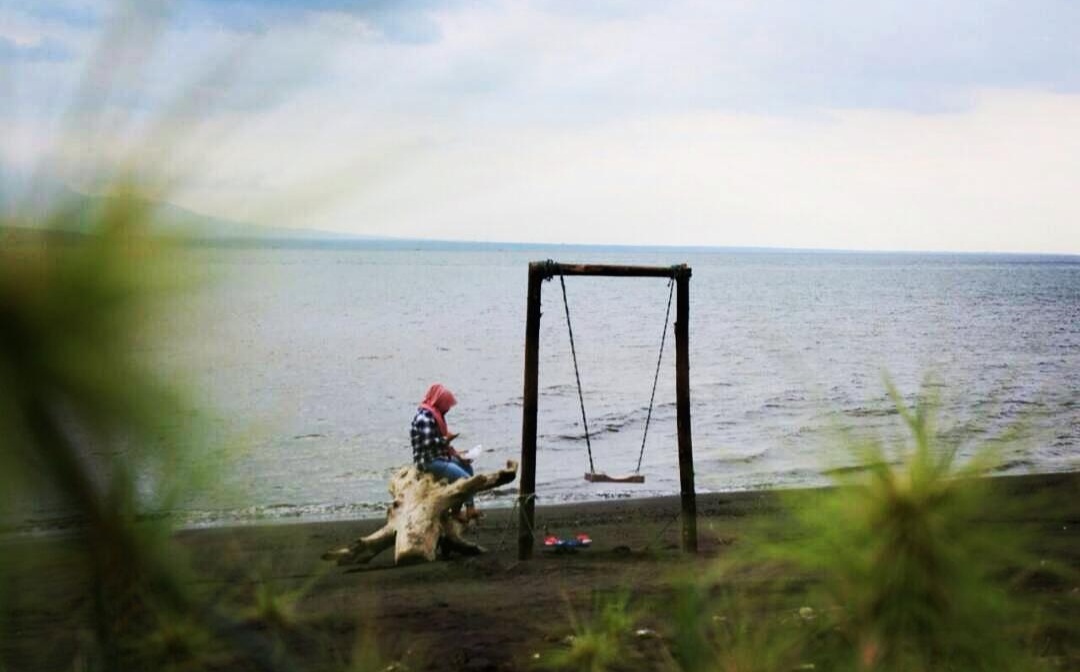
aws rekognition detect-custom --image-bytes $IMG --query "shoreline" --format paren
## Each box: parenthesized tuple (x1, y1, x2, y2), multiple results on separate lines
(4, 466, 1077, 539)
(175, 469, 1078, 552)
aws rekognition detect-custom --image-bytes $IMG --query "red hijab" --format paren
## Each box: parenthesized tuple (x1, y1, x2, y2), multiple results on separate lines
(419, 383, 457, 437)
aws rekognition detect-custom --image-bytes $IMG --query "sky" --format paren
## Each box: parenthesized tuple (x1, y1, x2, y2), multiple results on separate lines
(2, 0, 1079, 253)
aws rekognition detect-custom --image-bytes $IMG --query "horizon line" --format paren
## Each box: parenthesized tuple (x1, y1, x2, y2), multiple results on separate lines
(313, 233, 1080, 259)
(4, 221, 1077, 258)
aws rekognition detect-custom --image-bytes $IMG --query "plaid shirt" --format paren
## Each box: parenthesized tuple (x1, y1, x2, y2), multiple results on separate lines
(411, 408, 451, 465)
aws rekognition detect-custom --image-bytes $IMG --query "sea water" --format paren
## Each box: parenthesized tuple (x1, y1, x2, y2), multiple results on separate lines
(16, 245, 1080, 529)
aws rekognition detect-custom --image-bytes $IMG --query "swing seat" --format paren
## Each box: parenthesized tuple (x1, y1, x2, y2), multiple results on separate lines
(585, 472, 645, 484)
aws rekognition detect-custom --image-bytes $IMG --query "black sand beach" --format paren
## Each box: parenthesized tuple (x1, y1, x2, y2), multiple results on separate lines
(2, 472, 1077, 671)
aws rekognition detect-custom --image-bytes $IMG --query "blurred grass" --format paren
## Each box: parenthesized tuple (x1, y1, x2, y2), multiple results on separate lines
(672, 382, 1073, 672)
(542, 591, 637, 672)
(3, 189, 230, 669)
(0, 1, 394, 668)
(0, 183, 398, 672)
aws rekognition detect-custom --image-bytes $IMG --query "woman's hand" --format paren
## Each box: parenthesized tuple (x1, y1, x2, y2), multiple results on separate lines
(448, 446, 471, 465)
(446, 432, 460, 443)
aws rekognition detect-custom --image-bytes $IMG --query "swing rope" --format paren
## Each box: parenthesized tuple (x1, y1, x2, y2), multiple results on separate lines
(636, 277, 675, 473)
(558, 273, 596, 474)
(558, 272, 675, 478)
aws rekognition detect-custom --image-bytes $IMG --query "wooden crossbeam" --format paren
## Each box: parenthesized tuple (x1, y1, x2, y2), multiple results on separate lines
(536, 262, 690, 279)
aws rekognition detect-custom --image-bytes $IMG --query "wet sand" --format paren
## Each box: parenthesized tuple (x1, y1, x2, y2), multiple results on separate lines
(2, 472, 1078, 671)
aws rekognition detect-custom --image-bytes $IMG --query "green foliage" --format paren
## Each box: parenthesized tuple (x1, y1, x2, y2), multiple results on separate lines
(1, 5, 388, 670)
(663, 381, 1064, 672)
(244, 557, 330, 632)
(1, 193, 199, 511)
(0, 188, 232, 669)
(1, 181, 405, 672)
(1, 187, 390, 671)
(667, 581, 809, 672)
(345, 631, 398, 672)
(779, 384, 1030, 670)
(543, 591, 637, 672)
(128, 609, 227, 672)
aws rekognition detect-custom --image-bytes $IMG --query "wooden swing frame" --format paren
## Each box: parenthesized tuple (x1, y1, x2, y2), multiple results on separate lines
(517, 261, 698, 559)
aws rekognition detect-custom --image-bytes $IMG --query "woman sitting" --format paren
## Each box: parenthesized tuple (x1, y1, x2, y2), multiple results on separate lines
(410, 383, 481, 522)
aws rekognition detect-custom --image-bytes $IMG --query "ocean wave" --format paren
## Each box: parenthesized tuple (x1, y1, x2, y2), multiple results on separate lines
(992, 458, 1036, 473)
(844, 406, 900, 418)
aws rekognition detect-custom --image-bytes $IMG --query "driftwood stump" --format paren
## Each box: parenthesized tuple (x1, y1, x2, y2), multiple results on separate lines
(323, 460, 518, 566)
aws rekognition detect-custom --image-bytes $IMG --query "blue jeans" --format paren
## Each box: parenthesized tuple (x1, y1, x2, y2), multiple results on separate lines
(423, 458, 475, 507)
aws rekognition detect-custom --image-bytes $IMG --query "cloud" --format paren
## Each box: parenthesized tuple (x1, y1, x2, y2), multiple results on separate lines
(5, 1, 1080, 253)
(0, 0, 100, 28)
(0, 35, 73, 62)
(8, 1, 1079, 122)
(179, 0, 448, 43)
(417, 0, 1080, 117)
(156, 86, 1080, 254)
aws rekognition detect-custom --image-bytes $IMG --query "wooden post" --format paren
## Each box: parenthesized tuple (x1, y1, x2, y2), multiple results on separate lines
(675, 266, 698, 553)
(518, 262, 544, 559)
